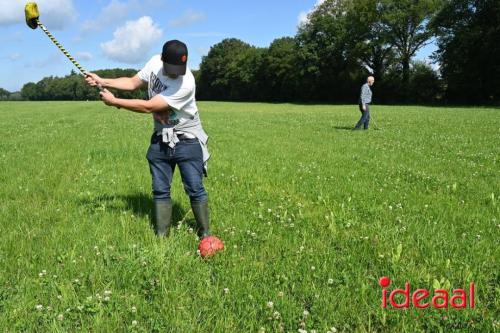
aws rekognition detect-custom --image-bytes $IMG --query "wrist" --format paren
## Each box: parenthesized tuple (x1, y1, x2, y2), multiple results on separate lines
(111, 96, 120, 107)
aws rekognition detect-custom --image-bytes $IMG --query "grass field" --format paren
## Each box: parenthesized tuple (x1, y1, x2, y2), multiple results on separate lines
(0, 101, 498, 332)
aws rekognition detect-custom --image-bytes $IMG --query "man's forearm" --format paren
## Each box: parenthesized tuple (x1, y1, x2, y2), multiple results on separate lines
(109, 97, 170, 115)
(101, 77, 139, 91)
(110, 98, 155, 113)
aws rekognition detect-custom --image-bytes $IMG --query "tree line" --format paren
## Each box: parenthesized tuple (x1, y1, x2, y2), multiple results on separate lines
(2, 0, 498, 105)
(198, 0, 499, 104)
(18, 69, 147, 101)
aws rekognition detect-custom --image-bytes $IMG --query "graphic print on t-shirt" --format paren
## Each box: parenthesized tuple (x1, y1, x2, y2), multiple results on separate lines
(149, 72, 179, 126)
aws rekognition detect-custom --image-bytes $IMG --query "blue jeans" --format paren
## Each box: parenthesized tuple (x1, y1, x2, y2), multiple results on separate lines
(355, 104, 370, 129)
(146, 135, 207, 203)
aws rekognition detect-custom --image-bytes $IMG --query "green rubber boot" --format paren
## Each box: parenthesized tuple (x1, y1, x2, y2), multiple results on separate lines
(191, 201, 210, 239)
(153, 200, 172, 237)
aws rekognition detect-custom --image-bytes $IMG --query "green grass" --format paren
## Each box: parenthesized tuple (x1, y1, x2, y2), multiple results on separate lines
(0, 101, 498, 332)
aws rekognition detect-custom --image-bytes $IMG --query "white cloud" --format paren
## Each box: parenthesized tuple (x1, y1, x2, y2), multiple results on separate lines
(27, 52, 64, 68)
(298, 12, 309, 27)
(169, 10, 205, 28)
(8, 53, 22, 61)
(196, 47, 210, 57)
(298, 0, 326, 27)
(101, 16, 162, 64)
(76, 52, 93, 61)
(0, 0, 77, 30)
(80, 0, 132, 35)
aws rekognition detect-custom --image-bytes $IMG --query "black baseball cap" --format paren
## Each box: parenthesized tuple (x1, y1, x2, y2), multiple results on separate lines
(161, 40, 188, 75)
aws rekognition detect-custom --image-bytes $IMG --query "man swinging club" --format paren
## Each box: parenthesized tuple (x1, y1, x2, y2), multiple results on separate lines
(86, 40, 211, 239)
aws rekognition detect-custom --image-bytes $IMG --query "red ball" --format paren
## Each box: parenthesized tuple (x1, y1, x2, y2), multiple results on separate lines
(198, 236, 224, 258)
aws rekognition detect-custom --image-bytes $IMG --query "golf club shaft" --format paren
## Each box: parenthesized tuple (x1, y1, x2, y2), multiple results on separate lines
(37, 20, 103, 91)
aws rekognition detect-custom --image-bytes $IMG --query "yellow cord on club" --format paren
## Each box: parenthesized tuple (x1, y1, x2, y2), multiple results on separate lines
(36, 19, 104, 92)
(26, 2, 114, 106)
(37, 20, 86, 74)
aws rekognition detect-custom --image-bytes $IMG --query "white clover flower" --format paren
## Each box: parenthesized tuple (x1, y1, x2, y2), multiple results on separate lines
(311, 266, 315, 271)
(57, 314, 64, 321)
(35, 304, 43, 311)
(303, 310, 310, 317)
(266, 301, 274, 309)
(132, 320, 138, 326)
(131, 306, 137, 313)
(223, 288, 229, 294)
(104, 296, 110, 302)
(104, 290, 112, 296)
(278, 291, 284, 297)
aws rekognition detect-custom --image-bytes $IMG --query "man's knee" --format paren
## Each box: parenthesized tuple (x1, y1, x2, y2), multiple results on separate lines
(152, 189, 171, 201)
(183, 181, 207, 202)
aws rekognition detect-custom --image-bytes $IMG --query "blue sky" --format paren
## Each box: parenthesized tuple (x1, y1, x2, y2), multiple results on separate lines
(0, 0, 436, 92)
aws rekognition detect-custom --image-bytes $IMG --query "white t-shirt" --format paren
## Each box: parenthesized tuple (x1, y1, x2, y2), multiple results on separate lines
(137, 55, 198, 132)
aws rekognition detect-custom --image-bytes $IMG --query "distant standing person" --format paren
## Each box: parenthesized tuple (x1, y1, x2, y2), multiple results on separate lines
(353, 76, 375, 130)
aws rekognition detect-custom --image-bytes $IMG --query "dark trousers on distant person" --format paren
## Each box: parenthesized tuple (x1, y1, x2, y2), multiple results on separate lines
(354, 103, 370, 130)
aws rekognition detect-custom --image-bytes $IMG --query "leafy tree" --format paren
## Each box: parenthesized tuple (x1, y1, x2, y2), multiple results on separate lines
(9, 92, 23, 101)
(408, 61, 442, 104)
(261, 37, 302, 101)
(432, 0, 500, 104)
(21, 82, 39, 100)
(376, 0, 441, 92)
(19, 69, 147, 101)
(296, 0, 359, 102)
(198, 38, 253, 100)
(348, 0, 395, 80)
(0, 88, 10, 100)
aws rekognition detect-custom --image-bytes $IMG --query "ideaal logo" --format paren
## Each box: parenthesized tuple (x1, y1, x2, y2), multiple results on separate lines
(379, 276, 475, 309)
